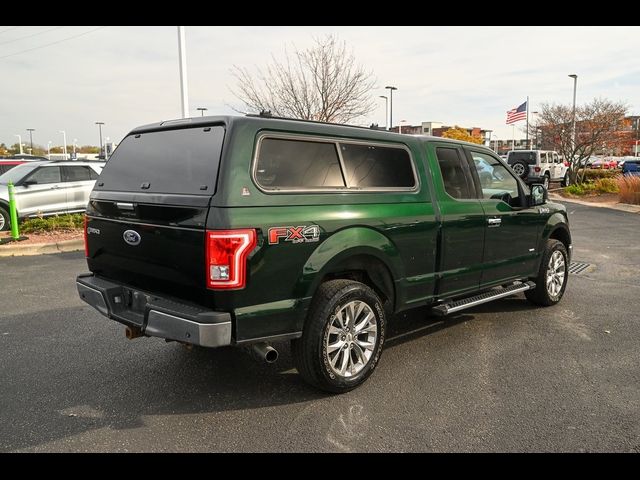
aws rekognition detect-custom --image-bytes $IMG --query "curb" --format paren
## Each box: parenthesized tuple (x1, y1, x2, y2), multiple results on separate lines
(549, 193, 640, 214)
(0, 238, 84, 257)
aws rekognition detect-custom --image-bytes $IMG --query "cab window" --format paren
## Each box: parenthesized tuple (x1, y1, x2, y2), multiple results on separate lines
(469, 151, 521, 207)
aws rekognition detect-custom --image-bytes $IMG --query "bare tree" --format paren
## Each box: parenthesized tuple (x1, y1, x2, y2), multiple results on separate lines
(230, 36, 376, 124)
(531, 98, 628, 184)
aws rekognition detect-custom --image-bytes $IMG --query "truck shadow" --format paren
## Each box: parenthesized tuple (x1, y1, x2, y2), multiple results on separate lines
(1, 296, 532, 451)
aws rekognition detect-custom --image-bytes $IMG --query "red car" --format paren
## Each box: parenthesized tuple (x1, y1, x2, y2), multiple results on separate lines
(0, 160, 27, 175)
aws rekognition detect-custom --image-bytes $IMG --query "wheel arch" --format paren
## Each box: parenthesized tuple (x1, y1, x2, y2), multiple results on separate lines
(299, 227, 403, 314)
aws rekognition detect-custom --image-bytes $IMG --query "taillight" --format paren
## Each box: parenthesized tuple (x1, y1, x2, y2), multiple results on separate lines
(206, 229, 257, 289)
(84, 215, 89, 257)
(534, 166, 541, 172)
(564, 161, 569, 167)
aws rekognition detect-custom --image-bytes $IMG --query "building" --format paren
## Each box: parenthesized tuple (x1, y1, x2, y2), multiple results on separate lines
(390, 121, 492, 145)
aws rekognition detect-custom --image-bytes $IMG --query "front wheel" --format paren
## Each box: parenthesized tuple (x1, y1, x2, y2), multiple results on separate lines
(0, 206, 10, 232)
(561, 173, 569, 187)
(292, 280, 386, 393)
(525, 239, 569, 306)
(542, 174, 550, 190)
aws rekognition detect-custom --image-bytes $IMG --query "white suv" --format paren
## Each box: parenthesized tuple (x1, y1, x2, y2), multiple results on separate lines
(506, 150, 568, 189)
(0, 160, 104, 231)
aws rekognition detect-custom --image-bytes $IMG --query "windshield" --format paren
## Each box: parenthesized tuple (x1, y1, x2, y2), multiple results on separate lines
(0, 163, 40, 184)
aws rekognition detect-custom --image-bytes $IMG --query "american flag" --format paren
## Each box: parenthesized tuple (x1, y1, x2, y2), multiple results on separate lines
(506, 101, 527, 124)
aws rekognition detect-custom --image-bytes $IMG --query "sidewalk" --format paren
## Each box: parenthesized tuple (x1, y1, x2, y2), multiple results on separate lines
(549, 193, 640, 214)
(0, 238, 83, 257)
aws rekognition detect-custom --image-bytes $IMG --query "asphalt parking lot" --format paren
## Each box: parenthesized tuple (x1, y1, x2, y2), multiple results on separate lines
(1, 201, 639, 452)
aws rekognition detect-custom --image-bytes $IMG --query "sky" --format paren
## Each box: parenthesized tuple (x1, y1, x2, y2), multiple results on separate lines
(1, 25, 639, 149)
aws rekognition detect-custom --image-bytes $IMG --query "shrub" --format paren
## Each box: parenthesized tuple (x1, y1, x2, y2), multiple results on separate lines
(565, 183, 595, 196)
(593, 177, 619, 194)
(617, 175, 640, 205)
(582, 169, 618, 181)
(21, 213, 84, 234)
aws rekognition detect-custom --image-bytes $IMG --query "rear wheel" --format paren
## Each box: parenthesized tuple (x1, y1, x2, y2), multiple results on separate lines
(292, 280, 386, 393)
(542, 174, 550, 189)
(0, 206, 9, 232)
(561, 173, 569, 187)
(525, 239, 568, 306)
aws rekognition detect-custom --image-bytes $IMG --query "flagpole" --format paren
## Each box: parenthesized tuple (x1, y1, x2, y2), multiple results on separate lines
(525, 96, 529, 149)
(512, 125, 515, 150)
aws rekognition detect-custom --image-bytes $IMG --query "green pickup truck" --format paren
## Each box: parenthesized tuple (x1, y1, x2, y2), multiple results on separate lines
(77, 114, 571, 393)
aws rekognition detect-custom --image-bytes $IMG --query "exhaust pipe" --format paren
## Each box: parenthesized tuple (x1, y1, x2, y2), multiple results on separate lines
(250, 342, 279, 363)
(125, 326, 143, 340)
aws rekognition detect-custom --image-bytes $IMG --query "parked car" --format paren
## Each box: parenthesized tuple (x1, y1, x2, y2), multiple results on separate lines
(622, 159, 640, 176)
(0, 159, 28, 176)
(618, 157, 639, 169)
(507, 150, 569, 188)
(77, 115, 571, 393)
(590, 157, 618, 169)
(0, 160, 104, 231)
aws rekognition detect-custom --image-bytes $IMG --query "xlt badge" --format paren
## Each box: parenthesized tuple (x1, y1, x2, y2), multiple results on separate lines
(268, 225, 320, 244)
(123, 230, 142, 246)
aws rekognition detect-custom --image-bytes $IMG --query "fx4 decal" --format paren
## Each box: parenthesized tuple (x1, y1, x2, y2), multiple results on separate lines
(268, 225, 320, 245)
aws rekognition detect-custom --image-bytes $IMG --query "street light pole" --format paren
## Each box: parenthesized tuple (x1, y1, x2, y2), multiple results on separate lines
(47, 141, 52, 160)
(569, 74, 578, 152)
(14, 134, 23, 155)
(385, 86, 397, 131)
(196, 107, 207, 117)
(379, 95, 388, 129)
(73, 138, 78, 156)
(59, 130, 67, 157)
(177, 26, 189, 118)
(95, 122, 104, 158)
(26, 128, 35, 151)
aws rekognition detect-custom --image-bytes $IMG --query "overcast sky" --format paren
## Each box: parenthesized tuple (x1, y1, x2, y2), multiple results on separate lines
(1, 25, 638, 148)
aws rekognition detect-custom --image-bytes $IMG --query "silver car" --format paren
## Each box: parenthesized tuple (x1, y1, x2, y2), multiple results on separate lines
(0, 160, 104, 231)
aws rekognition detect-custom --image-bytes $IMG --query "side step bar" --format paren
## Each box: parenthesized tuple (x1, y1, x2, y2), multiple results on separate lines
(432, 281, 536, 316)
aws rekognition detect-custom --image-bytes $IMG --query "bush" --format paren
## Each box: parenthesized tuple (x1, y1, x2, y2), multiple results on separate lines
(565, 184, 591, 196)
(21, 213, 84, 234)
(593, 177, 619, 194)
(617, 175, 640, 205)
(582, 169, 618, 181)
(564, 177, 619, 196)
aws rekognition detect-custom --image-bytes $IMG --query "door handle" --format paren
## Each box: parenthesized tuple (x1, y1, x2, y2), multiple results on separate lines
(487, 218, 502, 227)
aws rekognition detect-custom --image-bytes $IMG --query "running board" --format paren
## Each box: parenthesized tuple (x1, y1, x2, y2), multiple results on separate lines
(432, 281, 536, 316)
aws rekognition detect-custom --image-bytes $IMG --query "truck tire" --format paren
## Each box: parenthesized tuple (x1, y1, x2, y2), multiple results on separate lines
(0, 206, 9, 232)
(292, 279, 386, 393)
(543, 173, 550, 189)
(561, 173, 569, 187)
(525, 239, 568, 306)
(511, 160, 529, 180)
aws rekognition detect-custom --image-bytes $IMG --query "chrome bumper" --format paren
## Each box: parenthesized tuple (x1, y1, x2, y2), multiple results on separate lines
(76, 274, 232, 348)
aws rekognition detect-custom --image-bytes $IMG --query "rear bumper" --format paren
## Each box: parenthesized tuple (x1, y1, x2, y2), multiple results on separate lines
(76, 274, 231, 348)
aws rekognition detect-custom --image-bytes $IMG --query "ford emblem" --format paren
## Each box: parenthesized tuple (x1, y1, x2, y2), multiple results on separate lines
(123, 229, 141, 246)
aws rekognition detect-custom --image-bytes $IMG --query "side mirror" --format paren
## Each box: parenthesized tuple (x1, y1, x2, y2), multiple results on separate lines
(529, 184, 547, 206)
(20, 180, 37, 187)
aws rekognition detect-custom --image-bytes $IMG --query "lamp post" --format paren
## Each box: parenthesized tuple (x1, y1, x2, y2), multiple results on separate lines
(196, 107, 207, 117)
(73, 138, 78, 156)
(59, 130, 67, 157)
(569, 74, 578, 152)
(14, 134, 23, 155)
(95, 122, 105, 159)
(47, 141, 52, 159)
(26, 128, 35, 151)
(385, 86, 397, 131)
(379, 95, 388, 129)
(105, 137, 110, 160)
(177, 26, 189, 118)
